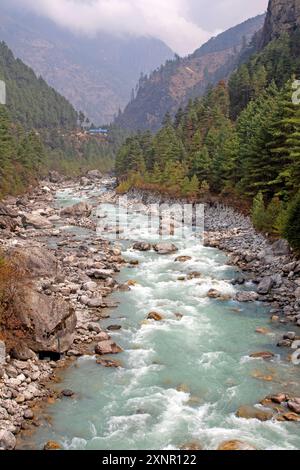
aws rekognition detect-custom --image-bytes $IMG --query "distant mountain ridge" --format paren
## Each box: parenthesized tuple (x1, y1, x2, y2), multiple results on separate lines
(115, 14, 266, 132)
(0, 4, 174, 125)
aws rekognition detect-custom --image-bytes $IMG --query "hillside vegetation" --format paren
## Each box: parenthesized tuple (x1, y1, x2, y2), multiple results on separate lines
(0, 41, 121, 196)
(116, 25, 300, 252)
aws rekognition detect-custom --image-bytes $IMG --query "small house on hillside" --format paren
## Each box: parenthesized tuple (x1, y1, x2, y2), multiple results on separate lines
(87, 128, 108, 136)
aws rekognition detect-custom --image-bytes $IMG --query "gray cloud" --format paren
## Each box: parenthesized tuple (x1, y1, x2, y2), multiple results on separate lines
(11, 0, 268, 55)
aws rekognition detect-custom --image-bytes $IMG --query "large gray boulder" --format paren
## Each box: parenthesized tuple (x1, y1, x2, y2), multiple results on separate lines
(0, 429, 16, 450)
(235, 292, 259, 302)
(8, 246, 57, 279)
(22, 213, 53, 230)
(61, 202, 92, 218)
(257, 277, 274, 295)
(13, 287, 76, 353)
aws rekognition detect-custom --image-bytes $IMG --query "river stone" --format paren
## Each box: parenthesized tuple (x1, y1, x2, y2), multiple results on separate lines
(23, 409, 34, 420)
(153, 243, 178, 255)
(61, 202, 92, 218)
(10, 343, 37, 361)
(283, 332, 296, 341)
(8, 246, 57, 279)
(207, 289, 222, 299)
(217, 440, 256, 451)
(235, 292, 259, 302)
(86, 297, 102, 308)
(175, 256, 192, 263)
(147, 312, 164, 321)
(236, 405, 274, 421)
(132, 242, 152, 251)
(288, 399, 300, 414)
(257, 277, 274, 294)
(0, 430, 16, 450)
(250, 351, 275, 360)
(43, 441, 62, 451)
(0, 341, 6, 365)
(22, 213, 53, 229)
(11, 286, 77, 353)
(87, 169, 102, 180)
(96, 358, 123, 368)
(95, 340, 123, 355)
(61, 389, 75, 398)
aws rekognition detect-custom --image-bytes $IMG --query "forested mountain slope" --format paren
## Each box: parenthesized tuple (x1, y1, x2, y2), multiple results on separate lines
(115, 0, 300, 252)
(0, 42, 120, 197)
(115, 15, 265, 132)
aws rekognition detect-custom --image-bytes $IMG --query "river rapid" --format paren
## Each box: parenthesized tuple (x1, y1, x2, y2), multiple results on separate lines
(23, 184, 300, 450)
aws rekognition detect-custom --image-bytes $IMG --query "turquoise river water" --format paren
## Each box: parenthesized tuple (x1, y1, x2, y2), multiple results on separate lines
(21, 187, 300, 450)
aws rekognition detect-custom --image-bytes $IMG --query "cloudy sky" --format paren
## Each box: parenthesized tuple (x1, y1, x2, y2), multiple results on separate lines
(11, 0, 269, 55)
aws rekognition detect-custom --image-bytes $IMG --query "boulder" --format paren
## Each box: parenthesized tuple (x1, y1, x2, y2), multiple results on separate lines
(61, 202, 92, 218)
(87, 169, 102, 180)
(207, 289, 222, 299)
(147, 312, 164, 321)
(235, 292, 259, 302)
(0, 429, 16, 450)
(271, 239, 290, 256)
(8, 246, 57, 279)
(86, 297, 102, 308)
(0, 340, 6, 365)
(0, 216, 20, 232)
(10, 343, 37, 361)
(12, 286, 76, 353)
(257, 277, 274, 295)
(153, 243, 178, 255)
(132, 242, 152, 251)
(43, 441, 62, 450)
(0, 202, 18, 218)
(175, 256, 192, 263)
(250, 351, 275, 360)
(288, 399, 300, 414)
(217, 440, 256, 451)
(236, 405, 274, 421)
(86, 269, 114, 280)
(22, 213, 53, 230)
(96, 358, 123, 368)
(49, 171, 62, 183)
(95, 340, 123, 355)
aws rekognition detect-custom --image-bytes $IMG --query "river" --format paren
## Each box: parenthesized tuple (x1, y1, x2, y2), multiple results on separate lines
(21, 184, 300, 450)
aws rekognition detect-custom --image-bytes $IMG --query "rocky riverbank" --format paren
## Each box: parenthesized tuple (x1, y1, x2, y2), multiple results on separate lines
(0, 172, 127, 450)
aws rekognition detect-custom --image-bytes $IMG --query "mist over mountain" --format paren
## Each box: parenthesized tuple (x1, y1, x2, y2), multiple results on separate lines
(0, 4, 174, 125)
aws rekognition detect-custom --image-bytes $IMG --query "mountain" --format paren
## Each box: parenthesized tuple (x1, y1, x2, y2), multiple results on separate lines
(115, 0, 300, 251)
(115, 14, 266, 132)
(0, 3, 174, 125)
(0, 40, 119, 197)
(259, 0, 300, 48)
(0, 41, 77, 130)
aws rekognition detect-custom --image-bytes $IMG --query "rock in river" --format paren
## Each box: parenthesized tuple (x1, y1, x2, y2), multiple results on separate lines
(95, 340, 123, 355)
(153, 243, 178, 255)
(0, 430, 16, 450)
(147, 312, 164, 321)
(61, 201, 92, 218)
(217, 440, 256, 451)
(132, 242, 152, 251)
(235, 292, 259, 302)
